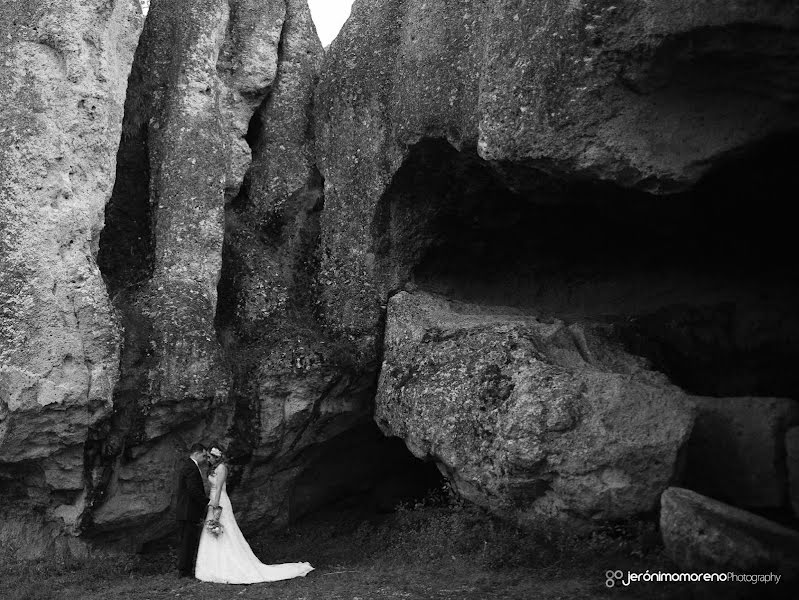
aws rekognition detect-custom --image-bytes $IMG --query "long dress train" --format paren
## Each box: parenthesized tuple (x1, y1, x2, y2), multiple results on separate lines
(194, 470, 313, 584)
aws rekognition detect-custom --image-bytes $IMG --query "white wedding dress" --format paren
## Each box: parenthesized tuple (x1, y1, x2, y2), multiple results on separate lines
(194, 468, 313, 584)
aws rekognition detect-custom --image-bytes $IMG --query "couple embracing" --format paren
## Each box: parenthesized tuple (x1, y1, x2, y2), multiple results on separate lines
(176, 443, 313, 584)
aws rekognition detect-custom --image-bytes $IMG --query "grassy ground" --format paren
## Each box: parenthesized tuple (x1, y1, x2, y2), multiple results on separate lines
(2, 493, 792, 600)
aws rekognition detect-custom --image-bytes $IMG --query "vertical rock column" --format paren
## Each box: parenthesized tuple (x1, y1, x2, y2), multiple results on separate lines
(214, 0, 375, 530)
(87, 0, 314, 542)
(0, 0, 142, 558)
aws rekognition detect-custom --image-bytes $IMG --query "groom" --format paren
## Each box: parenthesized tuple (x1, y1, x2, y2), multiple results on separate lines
(176, 443, 209, 578)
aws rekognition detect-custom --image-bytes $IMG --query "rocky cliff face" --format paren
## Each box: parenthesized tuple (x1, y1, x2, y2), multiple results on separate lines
(2, 0, 799, 559)
(0, 0, 141, 558)
(88, 0, 381, 547)
(315, 0, 799, 344)
(0, 0, 392, 559)
(315, 0, 799, 524)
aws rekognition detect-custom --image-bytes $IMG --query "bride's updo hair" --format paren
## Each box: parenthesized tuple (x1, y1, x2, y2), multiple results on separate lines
(208, 443, 227, 465)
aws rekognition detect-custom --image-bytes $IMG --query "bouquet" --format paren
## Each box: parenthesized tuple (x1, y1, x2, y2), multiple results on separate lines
(206, 518, 223, 537)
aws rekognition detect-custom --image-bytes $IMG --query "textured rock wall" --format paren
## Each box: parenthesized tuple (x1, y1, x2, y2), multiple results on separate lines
(315, 0, 799, 345)
(88, 0, 410, 547)
(377, 292, 695, 524)
(3, 0, 799, 558)
(87, 0, 340, 545)
(315, 0, 799, 524)
(661, 487, 799, 576)
(0, 0, 142, 557)
(87, 0, 266, 543)
(1, 0, 433, 558)
(211, 0, 380, 531)
(1, 0, 382, 557)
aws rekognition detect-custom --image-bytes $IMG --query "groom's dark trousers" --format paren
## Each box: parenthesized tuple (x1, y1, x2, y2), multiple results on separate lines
(175, 457, 208, 576)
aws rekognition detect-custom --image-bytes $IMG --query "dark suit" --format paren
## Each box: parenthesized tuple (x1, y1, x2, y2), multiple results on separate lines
(175, 457, 208, 576)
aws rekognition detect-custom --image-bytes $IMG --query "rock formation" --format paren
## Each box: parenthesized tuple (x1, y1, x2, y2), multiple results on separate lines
(314, 0, 799, 346)
(0, 0, 142, 558)
(88, 0, 245, 541)
(2, 0, 384, 558)
(208, 0, 380, 532)
(88, 0, 352, 546)
(1, 0, 440, 559)
(377, 292, 694, 523)
(315, 0, 799, 524)
(661, 487, 799, 576)
(86, 0, 418, 548)
(3, 0, 799, 558)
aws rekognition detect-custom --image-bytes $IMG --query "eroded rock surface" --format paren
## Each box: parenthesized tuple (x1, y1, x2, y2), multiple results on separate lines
(86, 0, 272, 544)
(212, 0, 375, 532)
(0, 0, 142, 557)
(314, 0, 799, 346)
(4, 0, 799, 559)
(3, 0, 366, 556)
(85, 0, 344, 545)
(661, 487, 799, 576)
(316, 0, 799, 528)
(376, 292, 695, 523)
(87, 0, 404, 546)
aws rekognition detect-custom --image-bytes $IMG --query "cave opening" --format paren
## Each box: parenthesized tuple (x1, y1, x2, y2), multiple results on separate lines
(374, 135, 799, 399)
(288, 422, 445, 523)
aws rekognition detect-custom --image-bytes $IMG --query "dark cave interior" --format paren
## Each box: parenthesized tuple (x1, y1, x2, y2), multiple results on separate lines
(375, 135, 799, 400)
(289, 423, 445, 523)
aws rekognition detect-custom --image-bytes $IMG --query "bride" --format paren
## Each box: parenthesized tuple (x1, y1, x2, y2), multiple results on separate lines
(194, 445, 314, 584)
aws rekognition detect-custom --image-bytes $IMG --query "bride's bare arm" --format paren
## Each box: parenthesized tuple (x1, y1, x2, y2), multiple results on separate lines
(210, 464, 227, 516)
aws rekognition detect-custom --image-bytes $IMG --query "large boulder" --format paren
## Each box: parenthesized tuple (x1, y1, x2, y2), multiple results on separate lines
(376, 292, 695, 523)
(661, 487, 799, 576)
(683, 397, 799, 508)
(0, 0, 142, 557)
